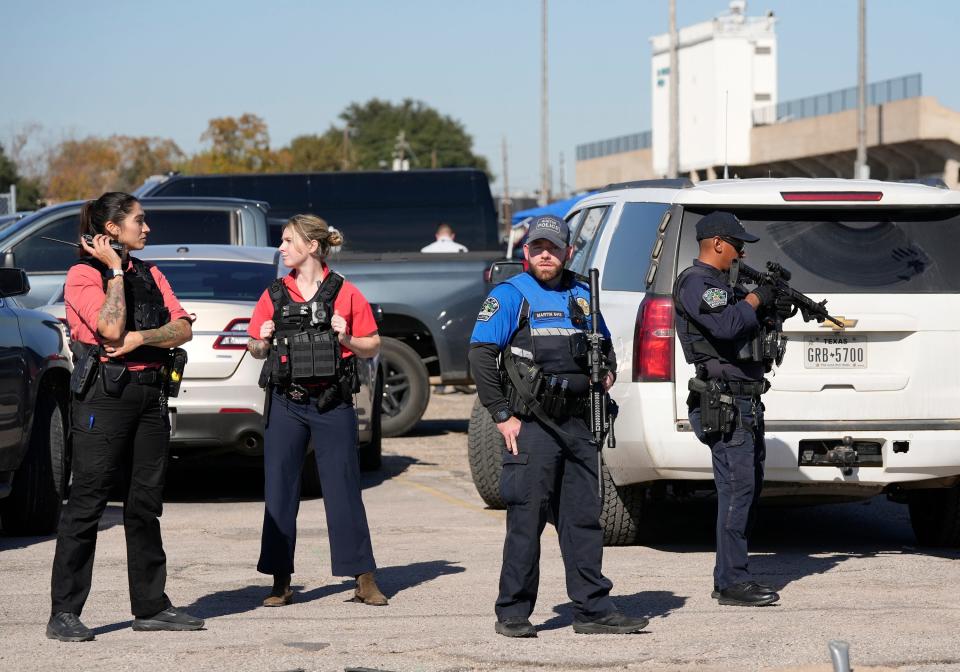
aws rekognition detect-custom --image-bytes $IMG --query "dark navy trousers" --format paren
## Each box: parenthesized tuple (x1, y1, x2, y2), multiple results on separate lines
(496, 415, 615, 622)
(258, 391, 376, 578)
(689, 396, 766, 590)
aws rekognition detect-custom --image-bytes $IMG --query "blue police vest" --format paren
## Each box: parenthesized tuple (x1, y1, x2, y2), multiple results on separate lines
(503, 271, 593, 395)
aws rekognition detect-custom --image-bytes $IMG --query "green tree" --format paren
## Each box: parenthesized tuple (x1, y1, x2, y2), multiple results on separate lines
(0, 143, 43, 210)
(115, 136, 185, 192)
(285, 134, 344, 172)
(330, 98, 490, 176)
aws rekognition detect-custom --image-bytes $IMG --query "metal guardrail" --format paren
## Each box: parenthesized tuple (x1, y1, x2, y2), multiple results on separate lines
(576, 130, 652, 161)
(752, 73, 922, 126)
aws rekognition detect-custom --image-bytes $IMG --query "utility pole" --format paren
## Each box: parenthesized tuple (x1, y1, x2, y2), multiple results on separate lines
(558, 151, 566, 199)
(392, 130, 415, 171)
(431, 148, 438, 169)
(539, 0, 550, 205)
(342, 125, 351, 170)
(668, 0, 679, 179)
(501, 135, 512, 237)
(854, 0, 869, 179)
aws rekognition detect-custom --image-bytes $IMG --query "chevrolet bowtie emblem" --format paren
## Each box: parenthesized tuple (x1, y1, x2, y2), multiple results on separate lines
(820, 316, 858, 331)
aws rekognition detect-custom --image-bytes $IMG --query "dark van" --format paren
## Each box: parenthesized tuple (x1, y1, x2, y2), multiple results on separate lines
(136, 169, 500, 253)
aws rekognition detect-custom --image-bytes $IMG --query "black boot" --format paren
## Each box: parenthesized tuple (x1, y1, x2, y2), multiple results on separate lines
(46, 612, 94, 642)
(717, 582, 780, 607)
(494, 617, 537, 638)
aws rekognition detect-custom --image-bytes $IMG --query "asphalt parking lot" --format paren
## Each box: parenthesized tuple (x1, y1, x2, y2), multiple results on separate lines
(2, 392, 960, 672)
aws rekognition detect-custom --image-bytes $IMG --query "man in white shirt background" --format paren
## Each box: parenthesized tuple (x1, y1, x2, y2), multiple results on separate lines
(421, 223, 468, 253)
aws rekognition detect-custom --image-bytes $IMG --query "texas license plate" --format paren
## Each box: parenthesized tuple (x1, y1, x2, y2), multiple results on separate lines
(803, 336, 867, 369)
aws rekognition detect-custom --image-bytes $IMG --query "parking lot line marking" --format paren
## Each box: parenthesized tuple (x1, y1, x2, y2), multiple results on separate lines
(394, 476, 504, 520)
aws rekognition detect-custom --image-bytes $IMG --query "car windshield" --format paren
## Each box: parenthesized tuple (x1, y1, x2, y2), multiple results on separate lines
(680, 207, 960, 293)
(153, 260, 278, 302)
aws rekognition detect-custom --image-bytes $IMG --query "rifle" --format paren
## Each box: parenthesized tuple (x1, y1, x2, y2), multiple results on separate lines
(586, 268, 617, 498)
(732, 260, 844, 328)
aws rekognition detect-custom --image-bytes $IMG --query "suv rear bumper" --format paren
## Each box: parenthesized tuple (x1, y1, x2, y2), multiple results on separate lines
(607, 386, 960, 487)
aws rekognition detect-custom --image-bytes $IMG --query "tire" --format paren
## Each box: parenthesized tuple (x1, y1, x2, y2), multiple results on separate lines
(358, 368, 383, 472)
(467, 398, 505, 509)
(0, 391, 65, 536)
(380, 337, 430, 438)
(907, 486, 960, 547)
(600, 461, 649, 546)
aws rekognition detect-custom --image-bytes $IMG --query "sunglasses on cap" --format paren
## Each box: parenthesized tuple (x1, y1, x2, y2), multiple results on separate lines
(718, 236, 745, 253)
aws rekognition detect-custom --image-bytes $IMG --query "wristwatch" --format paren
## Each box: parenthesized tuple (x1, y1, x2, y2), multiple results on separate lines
(492, 408, 512, 424)
(106, 268, 123, 279)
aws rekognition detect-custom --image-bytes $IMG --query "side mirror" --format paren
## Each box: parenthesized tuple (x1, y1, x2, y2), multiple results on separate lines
(487, 260, 524, 285)
(369, 303, 384, 326)
(0, 268, 30, 298)
(1, 250, 15, 269)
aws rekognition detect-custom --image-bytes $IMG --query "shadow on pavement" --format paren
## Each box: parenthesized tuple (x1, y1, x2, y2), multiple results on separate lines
(538, 590, 686, 632)
(182, 560, 465, 620)
(0, 504, 123, 549)
(402, 418, 469, 437)
(643, 495, 960, 592)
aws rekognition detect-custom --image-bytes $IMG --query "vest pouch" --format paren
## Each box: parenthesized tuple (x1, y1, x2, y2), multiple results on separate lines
(290, 332, 315, 379)
(311, 331, 339, 379)
(100, 360, 130, 397)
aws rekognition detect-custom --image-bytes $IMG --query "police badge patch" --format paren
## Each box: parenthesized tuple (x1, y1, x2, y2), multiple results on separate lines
(576, 297, 590, 315)
(702, 287, 728, 309)
(477, 297, 500, 322)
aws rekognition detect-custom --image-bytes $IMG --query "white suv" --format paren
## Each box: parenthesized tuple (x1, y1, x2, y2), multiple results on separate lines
(467, 177, 960, 547)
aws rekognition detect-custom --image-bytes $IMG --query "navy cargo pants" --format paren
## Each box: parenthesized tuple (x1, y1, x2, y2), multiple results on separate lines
(496, 415, 615, 622)
(689, 395, 766, 590)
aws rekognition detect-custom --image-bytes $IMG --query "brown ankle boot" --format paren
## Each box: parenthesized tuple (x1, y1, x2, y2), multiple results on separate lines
(353, 572, 388, 606)
(262, 574, 293, 607)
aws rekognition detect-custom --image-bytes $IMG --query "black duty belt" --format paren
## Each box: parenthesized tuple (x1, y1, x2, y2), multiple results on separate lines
(723, 380, 768, 397)
(131, 368, 166, 386)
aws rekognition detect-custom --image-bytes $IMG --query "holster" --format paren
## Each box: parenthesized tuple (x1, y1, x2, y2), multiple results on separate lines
(688, 376, 736, 434)
(165, 347, 188, 397)
(69, 344, 99, 396)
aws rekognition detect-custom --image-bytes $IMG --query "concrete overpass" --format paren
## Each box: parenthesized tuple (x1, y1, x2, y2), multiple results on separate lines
(576, 94, 960, 191)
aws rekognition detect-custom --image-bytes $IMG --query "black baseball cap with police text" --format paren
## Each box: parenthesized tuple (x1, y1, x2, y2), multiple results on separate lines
(525, 215, 570, 248)
(695, 211, 759, 243)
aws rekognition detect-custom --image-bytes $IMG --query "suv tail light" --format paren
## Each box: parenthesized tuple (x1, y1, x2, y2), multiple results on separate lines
(633, 296, 674, 382)
(780, 191, 882, 202)
(213, 319, 251, 350)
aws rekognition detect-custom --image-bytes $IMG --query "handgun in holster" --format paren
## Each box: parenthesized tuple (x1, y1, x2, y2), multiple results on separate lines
(69, 345, 99, 396)
(166, 348, 188, 397)
(688, 376, 736, 434)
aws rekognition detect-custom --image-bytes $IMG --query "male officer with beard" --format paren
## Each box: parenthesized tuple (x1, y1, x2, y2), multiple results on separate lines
(468, 215, 648, 638)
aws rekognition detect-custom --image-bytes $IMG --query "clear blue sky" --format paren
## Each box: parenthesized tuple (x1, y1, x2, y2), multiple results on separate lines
(4, 0, 959, 194)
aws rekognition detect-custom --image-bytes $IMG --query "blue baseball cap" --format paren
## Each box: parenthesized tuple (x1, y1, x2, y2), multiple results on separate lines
(695, 211, 759, 243)
(526, 215, 570, 248)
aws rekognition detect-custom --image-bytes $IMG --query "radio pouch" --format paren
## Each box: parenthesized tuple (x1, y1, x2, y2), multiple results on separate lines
(100, 359, 130, 397)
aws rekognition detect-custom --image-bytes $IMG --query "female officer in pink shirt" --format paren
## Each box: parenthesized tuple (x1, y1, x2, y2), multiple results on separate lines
(47, 192, 203, 642)
(246, 214, 386, 608)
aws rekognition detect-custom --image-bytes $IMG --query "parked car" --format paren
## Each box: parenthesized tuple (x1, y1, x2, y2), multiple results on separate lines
(0, 268, 71, 535)
(42, 244, 383, 475)
(468, 177, 960, 548)
(137, 169, 505, 436)
(0, 197, 270, 308)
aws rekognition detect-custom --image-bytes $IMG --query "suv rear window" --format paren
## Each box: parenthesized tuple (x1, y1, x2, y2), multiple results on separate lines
(153, 260, 277, 302)
(680, 208, 960, 293)
(144, 209, 232, 245)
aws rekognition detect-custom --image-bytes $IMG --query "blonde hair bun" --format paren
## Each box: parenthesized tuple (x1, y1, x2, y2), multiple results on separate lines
(286, 214, 344, 258)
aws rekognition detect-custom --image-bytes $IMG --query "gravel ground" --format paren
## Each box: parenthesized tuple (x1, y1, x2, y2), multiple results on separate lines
(1, 391, 959, 672)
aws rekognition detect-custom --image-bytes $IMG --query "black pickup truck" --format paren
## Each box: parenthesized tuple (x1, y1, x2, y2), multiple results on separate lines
(137, 169, 503, 436)
(0, 268, 71, 535)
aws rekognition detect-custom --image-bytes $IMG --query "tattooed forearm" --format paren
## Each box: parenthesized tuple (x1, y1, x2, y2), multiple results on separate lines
(247, 338, 271, 360)
(139, 319, 192, 348)
(97, 277, 126, 337)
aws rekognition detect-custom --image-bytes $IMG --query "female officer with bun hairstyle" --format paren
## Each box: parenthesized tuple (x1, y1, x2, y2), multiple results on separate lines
(47, 192, 204, 642)
(246, 214, 387, 608)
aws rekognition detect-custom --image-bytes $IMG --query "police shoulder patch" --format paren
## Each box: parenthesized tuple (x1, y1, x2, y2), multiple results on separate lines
(702, 287, 728, 309)
(477, 296, 500, 322)
(576, 297, 590, 315)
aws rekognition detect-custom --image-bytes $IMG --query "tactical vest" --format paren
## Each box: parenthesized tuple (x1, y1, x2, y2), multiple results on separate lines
(503, 271, 593, 398)
(673, 265, 780, 376)
(73, 256, 171, 363)
(260, 272, 345, 389)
